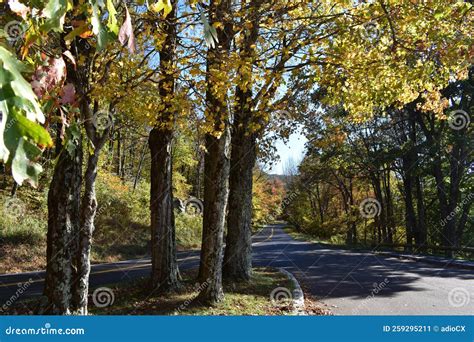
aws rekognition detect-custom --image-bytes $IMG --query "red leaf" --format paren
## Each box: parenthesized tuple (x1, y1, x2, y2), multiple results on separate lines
(60, 83, 76, 105)
(31, 57, 66, 97)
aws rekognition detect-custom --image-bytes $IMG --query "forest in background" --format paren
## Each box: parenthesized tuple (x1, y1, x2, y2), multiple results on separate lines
(0, 134, 285, 273)
(0, 0, 472, 315)
(283, 73, 473, 256)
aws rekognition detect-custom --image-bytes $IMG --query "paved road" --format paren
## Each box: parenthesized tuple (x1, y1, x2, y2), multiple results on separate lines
(1, 224, 473, 315)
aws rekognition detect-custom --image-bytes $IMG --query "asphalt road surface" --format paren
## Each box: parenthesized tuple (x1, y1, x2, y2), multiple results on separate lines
(1, 224, 473, 315)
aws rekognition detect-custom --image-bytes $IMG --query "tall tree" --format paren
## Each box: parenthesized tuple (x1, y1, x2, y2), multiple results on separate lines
(197, 0, 234, 304)
(223, 0, 261, 282)
(149, 1, 180, 291)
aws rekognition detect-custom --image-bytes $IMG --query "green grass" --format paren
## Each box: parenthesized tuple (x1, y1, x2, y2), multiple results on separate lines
(89, 268, 295, 315)
(283, 225, 329, 244)
(0, 191, 48, 273)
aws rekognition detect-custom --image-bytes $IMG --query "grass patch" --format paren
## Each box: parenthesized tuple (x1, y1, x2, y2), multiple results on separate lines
(89, 268, 295, 315)
(1, 269, 330, 316)
(283, 225, 326, 244)
(0, 192, 48, 273)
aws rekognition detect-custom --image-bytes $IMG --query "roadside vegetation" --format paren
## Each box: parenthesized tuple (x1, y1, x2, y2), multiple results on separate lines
(1, 268, 329, 316)
(0, 166, 283, 274)
(90, 268, 296, 316)
(0, 0, 472, 316)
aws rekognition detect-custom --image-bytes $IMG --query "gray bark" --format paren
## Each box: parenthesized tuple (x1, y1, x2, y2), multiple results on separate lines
(149, 128, 180, 291)
(222, 0, 261, 282)
(148, 0, 180, 292)
(43, 128, 83, 314)
(72, 100, 111, 314)
(223, 115, 255, 281)
(198, 127, 231, 303)
(197, 0, 233, 303)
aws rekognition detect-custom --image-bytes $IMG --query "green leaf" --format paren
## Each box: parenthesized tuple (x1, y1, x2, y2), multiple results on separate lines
(64, 24, 90, 44)
(11, 138, 43, 187)
(90, 0, 108, 51)
(106, 0, 119, 36)
(64, 123, 81, 158)
(0, 46, 44, 123)
(200, 11, 218, 49)
(4, 108, 53, 149)
(0, 47, 52, 186)
(0, 106, 51, 187)
(42, 0, 69, 32)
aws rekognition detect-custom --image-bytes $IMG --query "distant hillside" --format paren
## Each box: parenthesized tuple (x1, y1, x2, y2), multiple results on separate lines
(266, 174, 291, 186)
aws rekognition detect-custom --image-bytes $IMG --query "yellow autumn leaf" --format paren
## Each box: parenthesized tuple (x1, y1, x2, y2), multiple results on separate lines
(213, 22, 224, 30)
(150, 0, 172, 17)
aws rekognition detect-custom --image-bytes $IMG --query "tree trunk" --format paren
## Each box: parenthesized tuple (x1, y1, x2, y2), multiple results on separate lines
(415, 176, 426, 247)
(348, 178, 357, 244)
(72, 152, 98, 314)
(72, 98, 111, 314)
(383, 169, 394, 244)
(372, 177, 387, 243)
(148, 0, 180, 292)
(198, 127, 231, 303)
(315, 182, 325, 224)
(149, 128, 180, 291)
(43, 127, 83, 314)
(223, 117, 255, 281)
(401, 172, 416, 250)
(197, 0, 233, 304)
(222, 7, 259, 281)
(116, 129, 122, 176)
(133, 141, 147, 191)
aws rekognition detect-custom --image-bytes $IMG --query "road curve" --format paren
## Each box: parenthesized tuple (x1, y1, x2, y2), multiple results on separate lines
(1, 224, 473, 315)
(253, 224, 474, 315)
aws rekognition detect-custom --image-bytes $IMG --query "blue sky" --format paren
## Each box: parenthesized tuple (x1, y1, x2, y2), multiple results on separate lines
(269, 128, 307, 175)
